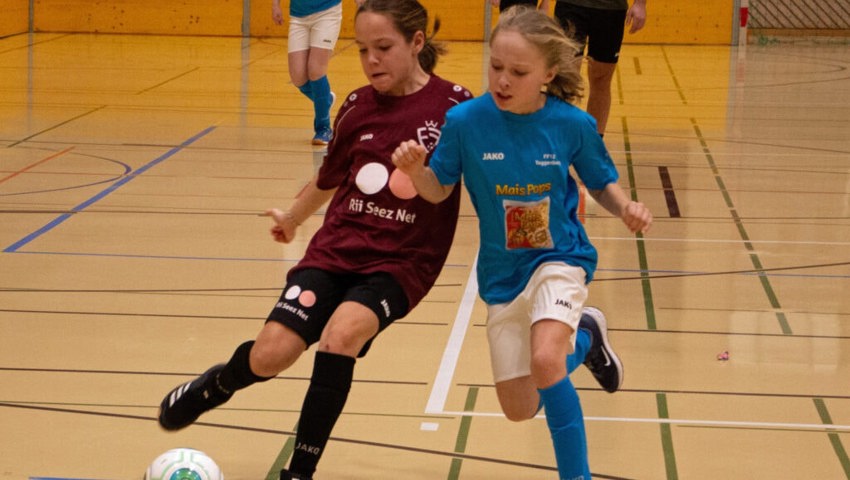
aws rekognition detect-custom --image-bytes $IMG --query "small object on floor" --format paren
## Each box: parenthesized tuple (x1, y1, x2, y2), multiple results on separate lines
(716, 350, 730, 361)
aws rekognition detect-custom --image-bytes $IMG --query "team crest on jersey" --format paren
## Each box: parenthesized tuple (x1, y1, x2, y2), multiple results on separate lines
(417, 120, 441, 151)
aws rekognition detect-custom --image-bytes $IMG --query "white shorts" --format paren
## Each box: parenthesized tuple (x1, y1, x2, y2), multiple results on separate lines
(486, 262, 588, 383)
(288, 3, 342, 52)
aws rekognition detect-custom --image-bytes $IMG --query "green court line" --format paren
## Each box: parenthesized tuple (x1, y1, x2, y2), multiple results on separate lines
(616, 63, 625, 105)
(266, 422, 297, 480)
(625, 117, 670, 479)
(656, 393, 679, 480)
(661, 47, 688, 105)
(690, 119, 792, 335)
(622, 117, 657, 331)
(448, 387, 479, 479)
(814, 398, 850, 478)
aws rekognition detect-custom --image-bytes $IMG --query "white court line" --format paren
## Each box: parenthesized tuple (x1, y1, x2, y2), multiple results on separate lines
(438, 411, 850, 432)
(425, 258, 478, 415)
(592, 236, 850, 247)
(422, 250, 848, 428)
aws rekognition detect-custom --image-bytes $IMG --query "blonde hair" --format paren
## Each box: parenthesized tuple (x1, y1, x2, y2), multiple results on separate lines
(491, 6, 584, 104)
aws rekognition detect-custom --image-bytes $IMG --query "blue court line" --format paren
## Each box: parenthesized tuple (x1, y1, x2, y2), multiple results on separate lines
(29, 478, 112, 480)
(12, 250, 290, 263)
(4, 126, 216, 254)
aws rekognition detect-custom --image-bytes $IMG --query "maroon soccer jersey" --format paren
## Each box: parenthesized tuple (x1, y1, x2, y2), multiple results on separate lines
(291, 75, 473, 310)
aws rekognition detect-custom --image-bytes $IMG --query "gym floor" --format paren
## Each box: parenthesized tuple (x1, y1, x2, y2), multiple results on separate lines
(1, 32, 849, 479)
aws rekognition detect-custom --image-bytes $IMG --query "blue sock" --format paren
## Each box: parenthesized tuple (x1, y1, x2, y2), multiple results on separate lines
(309, 76, 332, 132)
(567, 328, 591, 374)
(539, 376, 591, 480)
(297, 82, 313, 101)
(536, 328, 591, 414)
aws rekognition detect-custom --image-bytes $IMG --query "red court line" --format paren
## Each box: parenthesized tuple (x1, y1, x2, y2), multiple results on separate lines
(0, 146, 75, 185)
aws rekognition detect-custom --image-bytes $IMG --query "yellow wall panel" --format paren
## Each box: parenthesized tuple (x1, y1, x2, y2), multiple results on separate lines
(249, 1, 283, 38)
(34, 0, 244, 36)
(250, 0, 487, 41)
(29, 0, 733, 44)
(489, 0, 734, 45)
(0, 0, 29, 37)
(635, 0, 733, 44)
(427, 0, 487, 42)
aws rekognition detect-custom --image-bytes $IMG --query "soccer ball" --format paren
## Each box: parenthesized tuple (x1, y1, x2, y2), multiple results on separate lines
(144, 448, 224, 480)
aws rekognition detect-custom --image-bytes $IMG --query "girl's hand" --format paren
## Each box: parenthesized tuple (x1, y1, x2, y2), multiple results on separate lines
(265, 208, 298, 243)
(271, 2, 284, 26)
(622, 201, 653, 233)
(391, 139, 428, 176)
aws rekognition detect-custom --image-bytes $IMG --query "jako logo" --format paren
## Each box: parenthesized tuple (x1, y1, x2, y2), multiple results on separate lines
(555, 299, 572, 308)
(482, 152, 505, 160)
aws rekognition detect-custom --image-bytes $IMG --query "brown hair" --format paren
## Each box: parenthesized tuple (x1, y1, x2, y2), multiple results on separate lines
(356, 0, 447, 74)
(492, 6, 584, 104)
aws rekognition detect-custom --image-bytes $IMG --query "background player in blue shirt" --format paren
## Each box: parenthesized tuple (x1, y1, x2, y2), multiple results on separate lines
(273, 0, 349, 145)
(393, 6, 652, 479)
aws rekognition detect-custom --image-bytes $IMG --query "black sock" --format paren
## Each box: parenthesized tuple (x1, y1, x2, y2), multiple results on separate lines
(289, 351, 356, 476)
(215, 340, 272, 396)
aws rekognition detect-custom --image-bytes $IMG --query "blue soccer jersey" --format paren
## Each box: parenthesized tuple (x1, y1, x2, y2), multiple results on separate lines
(291, 0, 341, 17)
(430, 93, 619, 304)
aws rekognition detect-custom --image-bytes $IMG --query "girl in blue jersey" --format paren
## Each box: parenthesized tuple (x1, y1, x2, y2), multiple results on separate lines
(393, 6, 652, 479)
(272, 0, 349, 145)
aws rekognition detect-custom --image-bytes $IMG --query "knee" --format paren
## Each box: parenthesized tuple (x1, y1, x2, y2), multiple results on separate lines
(503, 407, 535, 422)
(587, 64, 615, 87)
(289, 69, 308, 88)
(249, 342, 281, 376)
(249, 336, 300, 377)
(495, 379, 541, 421)
(307, 57, 329, 81)
(307, 68, 326, 82)
(530, 350, 567, 388)
(318, 326, 368, 357)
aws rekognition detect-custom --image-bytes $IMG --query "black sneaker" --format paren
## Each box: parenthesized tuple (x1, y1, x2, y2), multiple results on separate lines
(158, 364, 232, 430)
(280, 469, 312, 480)
(579, 307, 623, 393)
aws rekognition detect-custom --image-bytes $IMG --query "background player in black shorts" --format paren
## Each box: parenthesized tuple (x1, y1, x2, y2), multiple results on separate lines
(555, 0, 647, 136)
(489, 0, 549, 13)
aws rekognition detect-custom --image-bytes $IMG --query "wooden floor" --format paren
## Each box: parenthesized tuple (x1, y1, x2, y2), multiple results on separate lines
(2, 32, 850, 480)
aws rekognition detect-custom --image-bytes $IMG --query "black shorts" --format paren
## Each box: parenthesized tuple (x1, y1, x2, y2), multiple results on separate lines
(499, 0, 537, 12)
(266, 268, 409, 357)
(555, 2, 627, 64)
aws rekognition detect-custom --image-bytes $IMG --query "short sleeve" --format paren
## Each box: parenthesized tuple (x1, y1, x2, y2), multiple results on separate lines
(429, 106, 464, 186)
(571, 115, 619, 190)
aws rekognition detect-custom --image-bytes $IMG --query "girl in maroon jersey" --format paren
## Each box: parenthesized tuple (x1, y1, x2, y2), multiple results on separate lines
(156, 1, 471, 479)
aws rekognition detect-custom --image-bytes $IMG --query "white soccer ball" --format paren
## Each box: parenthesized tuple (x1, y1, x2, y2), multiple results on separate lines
(144, 448, 224, 480)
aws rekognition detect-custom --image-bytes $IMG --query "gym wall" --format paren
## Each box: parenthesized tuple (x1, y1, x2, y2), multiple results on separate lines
(11, 0, 733, 45)
(1, 0, 29, 38)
